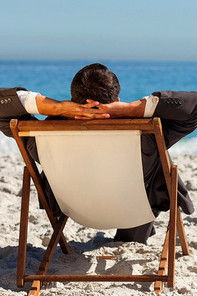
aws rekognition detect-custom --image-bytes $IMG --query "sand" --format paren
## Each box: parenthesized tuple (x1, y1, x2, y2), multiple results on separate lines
(0, 153, 197, 296)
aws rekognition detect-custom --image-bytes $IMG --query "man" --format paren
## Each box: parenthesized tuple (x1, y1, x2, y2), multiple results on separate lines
(70, 63, 196, 243)
(0, 64, 196, 243)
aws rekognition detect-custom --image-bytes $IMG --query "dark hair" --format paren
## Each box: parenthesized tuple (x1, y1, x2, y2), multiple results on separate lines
(71, 63, 120, 104)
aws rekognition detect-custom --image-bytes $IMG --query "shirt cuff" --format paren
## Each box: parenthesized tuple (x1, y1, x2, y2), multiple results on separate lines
(143, 95, 159, 117)
(17, 90, 40, 114)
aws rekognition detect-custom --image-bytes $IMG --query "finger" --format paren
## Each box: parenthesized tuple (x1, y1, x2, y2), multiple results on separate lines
(75, 113, 110, 119)
(83, 113, 110, 119)
(81, 100, 100, 108)
(86, 99, 99, 105)
(76, 107, 105, 114)
(74, 116, 92, 119)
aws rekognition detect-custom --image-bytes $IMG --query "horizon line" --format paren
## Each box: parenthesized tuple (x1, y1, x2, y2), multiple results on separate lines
(1, 59, 197, 63)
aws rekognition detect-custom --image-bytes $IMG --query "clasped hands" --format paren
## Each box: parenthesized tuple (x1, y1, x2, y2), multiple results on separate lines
(62, 99, 132, 119)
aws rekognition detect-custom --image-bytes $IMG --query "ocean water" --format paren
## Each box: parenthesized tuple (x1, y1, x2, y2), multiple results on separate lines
(0, 60, 197, 154)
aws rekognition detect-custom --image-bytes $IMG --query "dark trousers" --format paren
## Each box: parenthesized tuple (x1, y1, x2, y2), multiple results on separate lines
(114, 222, 156, 244)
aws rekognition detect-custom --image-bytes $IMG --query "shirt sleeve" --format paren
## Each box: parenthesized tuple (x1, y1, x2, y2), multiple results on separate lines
(143, 95, 159, 117)
(16, 90, 40, 114)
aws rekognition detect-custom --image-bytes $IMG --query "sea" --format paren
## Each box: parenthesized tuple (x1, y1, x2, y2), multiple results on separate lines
(0, 60, 197, 155)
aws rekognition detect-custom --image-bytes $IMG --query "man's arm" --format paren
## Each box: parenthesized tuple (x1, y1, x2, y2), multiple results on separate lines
(75, 98, 147, 119)
(152, 91, 197, 148)
(153, 91, 197, 123)
(77, 91, 197, 126)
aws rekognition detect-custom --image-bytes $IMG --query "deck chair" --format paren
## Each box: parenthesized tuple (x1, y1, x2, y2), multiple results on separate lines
(10, 118, 189, 296)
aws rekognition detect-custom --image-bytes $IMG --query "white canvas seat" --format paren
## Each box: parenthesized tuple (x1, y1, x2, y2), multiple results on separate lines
(33, 130, 154, 229)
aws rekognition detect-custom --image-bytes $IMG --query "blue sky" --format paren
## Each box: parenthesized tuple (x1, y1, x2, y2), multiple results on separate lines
(1, 0, 197, 61)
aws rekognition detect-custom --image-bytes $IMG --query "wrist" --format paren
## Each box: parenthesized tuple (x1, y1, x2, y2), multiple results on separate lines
(58, 101, 69, 117)
(59, 101, 78, 118)
(127, 99, 146, 118)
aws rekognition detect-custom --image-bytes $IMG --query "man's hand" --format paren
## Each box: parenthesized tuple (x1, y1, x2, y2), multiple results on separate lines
(75, 99, 146, 119)
(60, 100, 110, 119)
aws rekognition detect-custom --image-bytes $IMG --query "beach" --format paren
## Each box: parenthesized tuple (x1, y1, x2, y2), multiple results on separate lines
(0, 136, 197, 296)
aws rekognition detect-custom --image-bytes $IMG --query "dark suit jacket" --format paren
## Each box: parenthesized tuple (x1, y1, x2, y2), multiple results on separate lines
(0, 87, 39, 161)
(0, 88, 196, 216)
(0, 87, 29, 136)
(142, 91, 197, 216)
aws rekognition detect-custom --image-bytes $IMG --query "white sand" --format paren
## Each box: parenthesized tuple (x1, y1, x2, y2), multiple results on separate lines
(0, 153, 197, 296)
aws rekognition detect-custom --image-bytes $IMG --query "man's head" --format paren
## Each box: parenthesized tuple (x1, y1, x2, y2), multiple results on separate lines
(71, 63, 120, 104)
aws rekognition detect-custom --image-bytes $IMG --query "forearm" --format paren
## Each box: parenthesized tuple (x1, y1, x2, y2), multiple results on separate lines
(103, 99, 147, 118)
(126, 99, 146, 118)
(36, 94, 64, 116)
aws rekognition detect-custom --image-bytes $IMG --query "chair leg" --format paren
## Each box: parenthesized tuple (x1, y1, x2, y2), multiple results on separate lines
(38, 215, 68, 275)
(154, 229, 169, 294)
(10, 123, 70, 255)
(28, 281, 40, 296)
(58, 216, 71, 255)
(177, 208, 190, 255)
(17, 167, 31, 287)
(167, 165, 178, 288)
(28, 215, 68, 295)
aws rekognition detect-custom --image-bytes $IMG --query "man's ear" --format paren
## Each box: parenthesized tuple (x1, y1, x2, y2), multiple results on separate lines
(116, 97, 120, 102)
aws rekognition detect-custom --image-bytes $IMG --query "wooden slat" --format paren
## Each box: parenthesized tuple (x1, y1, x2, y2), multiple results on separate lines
(16, 118, 155, 132)
(97, 256, 117, 260)
(24, 274, 168, 283)
(17, 167, 31, 288)
(18, 130, 155, 137)
(167, 165, 178, 288)
(154, 229, 169, 294)
(177, 208, 190, 255)
(153, 118, 172, 195)
(28, 281, 40, 296)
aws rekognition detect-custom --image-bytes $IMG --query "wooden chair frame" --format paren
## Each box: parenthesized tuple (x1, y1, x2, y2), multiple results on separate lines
(10, 118, 189, 296)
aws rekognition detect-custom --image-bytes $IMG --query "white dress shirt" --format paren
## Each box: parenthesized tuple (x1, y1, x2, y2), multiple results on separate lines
(16, 90, 159, 117)
(143, 95, 159, 117)
(17, 90, 40, 114)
